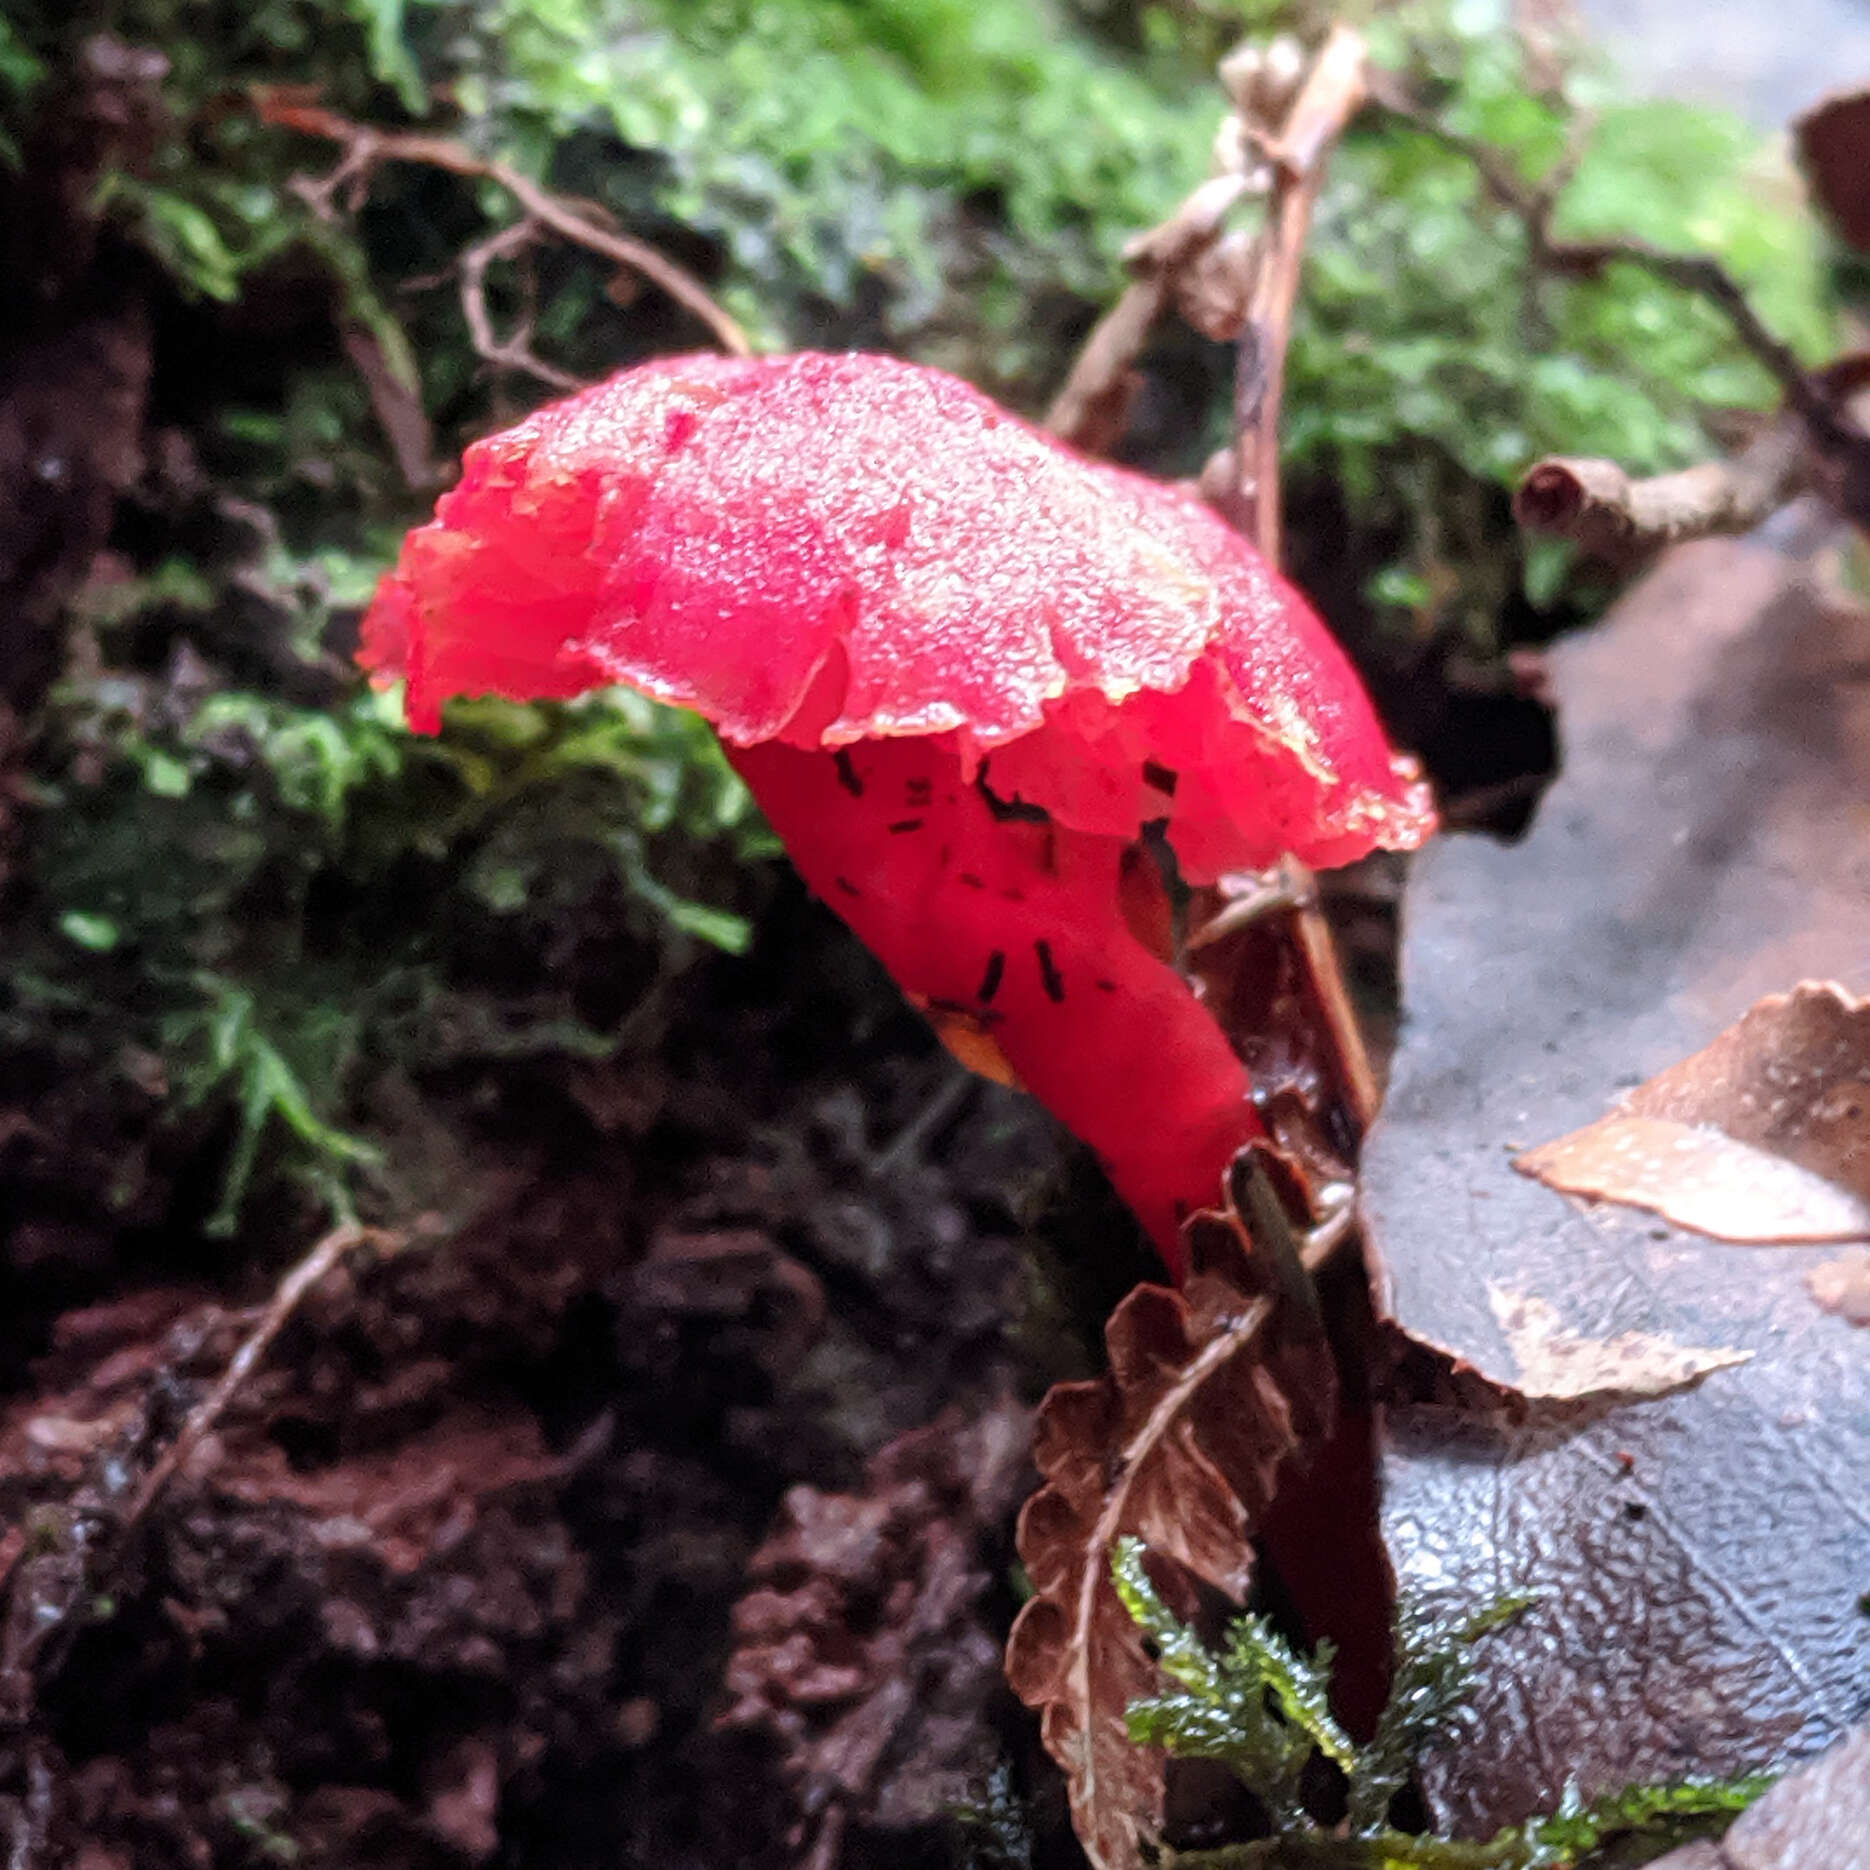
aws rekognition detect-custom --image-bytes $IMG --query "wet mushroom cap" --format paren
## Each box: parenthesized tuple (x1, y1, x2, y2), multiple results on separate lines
(362, 351, 1432, 878)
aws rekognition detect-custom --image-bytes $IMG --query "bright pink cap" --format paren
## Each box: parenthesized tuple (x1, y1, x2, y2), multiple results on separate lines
(363, 351, 1431, 880)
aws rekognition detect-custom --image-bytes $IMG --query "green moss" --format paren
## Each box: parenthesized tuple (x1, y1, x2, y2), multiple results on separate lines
(1115, 1537, 1770, 1867)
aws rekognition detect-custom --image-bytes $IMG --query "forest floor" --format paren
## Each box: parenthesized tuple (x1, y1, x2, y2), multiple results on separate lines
(0, 856, 1108, 1868)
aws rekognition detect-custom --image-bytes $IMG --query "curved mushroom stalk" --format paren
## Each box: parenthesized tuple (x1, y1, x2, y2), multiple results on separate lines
(730, 736, 1263, 1274)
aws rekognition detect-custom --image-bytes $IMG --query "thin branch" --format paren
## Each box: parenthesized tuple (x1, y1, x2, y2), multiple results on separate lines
(259, 97, 751, 359)
(1046, 171, 1258, 452)
(123, 1221, 394, 1530)
(458, 219, 582, 392)
(1046, 30, 1385, 1138)
(1231, 24, 1368, 564)
(1368, 80, 1870, 466)
(1286, 873, 1381, 1133)
(339, 321, 436, 487)
(1515, 413, 1810, 558)
(1187, 856, 1382, 1133)
(1224, 31, 1381, 1128)
(1545, 238, 1851, 448)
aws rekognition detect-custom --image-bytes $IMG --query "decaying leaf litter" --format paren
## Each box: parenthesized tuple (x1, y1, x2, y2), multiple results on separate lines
(6, 5, 1870, 1870)
(1364, 537, 1870, 1835)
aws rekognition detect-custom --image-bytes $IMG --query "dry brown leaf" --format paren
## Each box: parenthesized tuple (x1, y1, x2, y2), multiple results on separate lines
(1003, 1214, 1333, 1870)
(1808, 1249, 1870, 1326)
(1517, 983, 1870, 1244)
(1488, 1286, 1751, 1399)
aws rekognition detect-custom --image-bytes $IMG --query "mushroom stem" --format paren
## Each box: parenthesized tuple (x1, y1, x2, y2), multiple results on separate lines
(729, 735, 1266, 1277)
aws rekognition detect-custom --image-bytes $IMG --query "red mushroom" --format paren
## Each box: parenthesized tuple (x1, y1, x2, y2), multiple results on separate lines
(362, 352, 1432, 1274)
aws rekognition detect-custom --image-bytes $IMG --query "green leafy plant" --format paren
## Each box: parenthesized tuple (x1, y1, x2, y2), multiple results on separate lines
(1113, 1538, 1769, 1867)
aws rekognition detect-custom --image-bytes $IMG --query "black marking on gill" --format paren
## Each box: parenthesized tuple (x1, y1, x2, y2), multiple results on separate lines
(1142, 759, 1179, 797)
(834, 750, 864, 797)
(835, 876, 861, 897)
(906, 776, 933, 806)
(978, 950, 1005, 1004)
(887, 818, 924, 834)
(976, 760, 1049, 824)
(1095, 978, 1118, 993)
(959, 873, 985, 890)
(1034, 939, 1065, 1004)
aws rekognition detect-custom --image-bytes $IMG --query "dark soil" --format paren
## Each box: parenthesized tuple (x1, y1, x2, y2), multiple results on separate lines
(0, 883, 1089, 1869)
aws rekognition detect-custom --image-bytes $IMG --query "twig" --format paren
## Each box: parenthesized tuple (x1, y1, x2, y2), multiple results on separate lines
(458, 220, 582, 392)
(1185, 864, 1309, 952)
(869, 1068, 978, 1180)
(1220, 32, 1381, 1133)
(1368, 79, 1870, 469)
(1187, 857, 1382, 1133)
(339, 322, 436, 487)
(1046, 30, 1385, 1138)
(123, 1221, 391, 1530)
(1286, 872, 1381, 1132)
(1231, 25, 1368, 563)
(1046, 171, 1257, 453)
(1515, 412, 1810, 558)
(259, 98, 751, 359)
(1548, 238, 1854, 449)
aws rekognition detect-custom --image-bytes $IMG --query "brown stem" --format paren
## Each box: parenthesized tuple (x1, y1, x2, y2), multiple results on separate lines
(1232, 24, 1368, 564)
(1284, 864, 1381, 1132)
(1046, 29, 1386, 1147)
(1046, 172, 1255, 452)
(1225, 32, 1380, 1134)
(259, 98, 751, 358)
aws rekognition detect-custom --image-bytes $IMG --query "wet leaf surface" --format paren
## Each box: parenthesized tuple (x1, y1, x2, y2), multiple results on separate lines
(1362, 540, 1870, 1834)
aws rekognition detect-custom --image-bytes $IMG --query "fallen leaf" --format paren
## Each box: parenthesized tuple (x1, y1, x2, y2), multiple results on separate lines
(1487, 1286, 1751, 1399)
(1003, 1212, 1333, 1870)
(1520, 1116, 1870, 1242)
(1517, 983, 1870, 1243)
(1718, 1725, 1870, 1870)
(1361, 539, 1870, 1833)
(1809, 1250, 1870, 1326)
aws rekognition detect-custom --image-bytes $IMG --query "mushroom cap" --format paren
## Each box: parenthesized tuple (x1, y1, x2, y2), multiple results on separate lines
(363, 351, 1432, 878)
